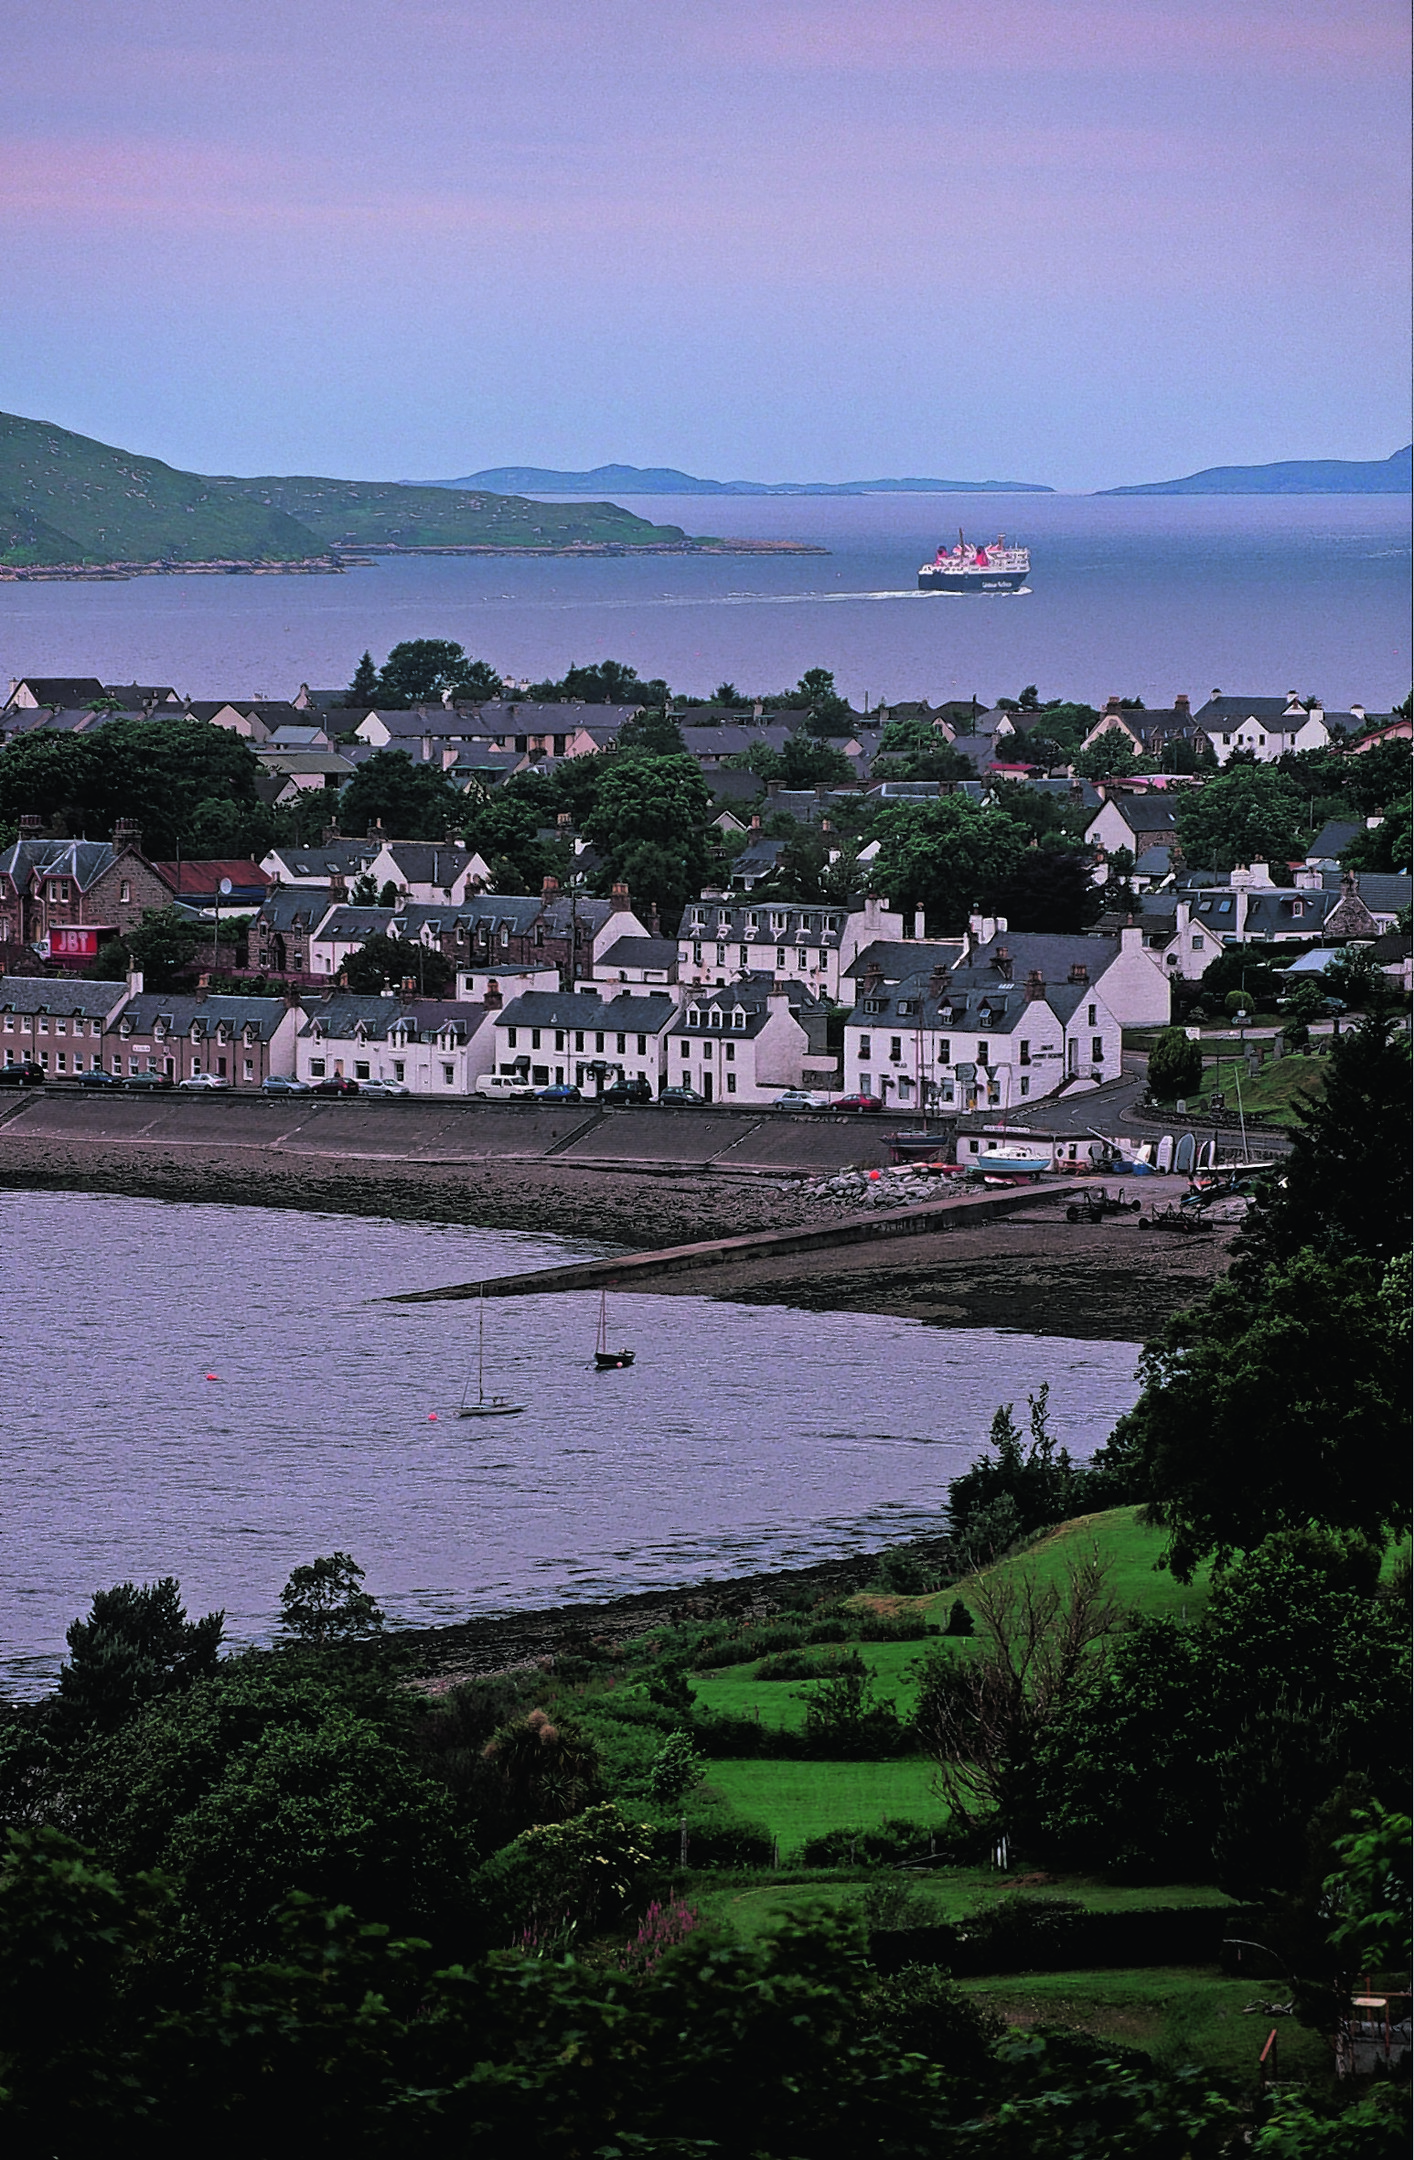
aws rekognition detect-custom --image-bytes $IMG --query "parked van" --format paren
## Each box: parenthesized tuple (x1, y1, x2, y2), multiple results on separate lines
(474, 1073, 537, 1100)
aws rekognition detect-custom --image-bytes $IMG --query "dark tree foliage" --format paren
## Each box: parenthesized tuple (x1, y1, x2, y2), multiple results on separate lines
(522, 658, 663, 706)
(115, 906, 204, 990)
(346, 650, 380, 705)
(1175, 763, 1307, 870)
(1246, 1014, 1411, 1266)
(1195, 942, 1285, 1010)
(614, 707, 687, 756)
(947, 1388, 1079, 1557)
(57, 1579, 224, 1738)
(375, 640, 502, 706)
(278, 1555, 385, 1646)
(870, 796, 1029, 934)
(582, 752, 710, 923)
(1147, 1026, 1204, 1102)
(984, 840, 1101, 933)
(0, 719, 271, 857)
(339, 933, 453, 998)
(338, 749, 465, 842)
(1107, 1249, 1409, 1578)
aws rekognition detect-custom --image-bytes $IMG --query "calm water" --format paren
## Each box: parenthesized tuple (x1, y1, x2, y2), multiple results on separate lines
(1, 1190, 1141, 1695)
(0, 494, 1406, 711)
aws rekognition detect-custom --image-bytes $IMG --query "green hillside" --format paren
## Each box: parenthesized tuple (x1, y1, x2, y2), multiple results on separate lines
(0, 411, 324, 564)
(210, 473, 691, 548)
(0, 409, 693, 566)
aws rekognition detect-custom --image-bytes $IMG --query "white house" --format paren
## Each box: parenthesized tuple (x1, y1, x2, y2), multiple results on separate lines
(676, 892, 908, 1002)
(258, 838, 380, 888)
(843, 960, 1123, 1112)
(955, 922, 1171, 1029)
(665, 981, 837, 1104)
(363, 839, 494, 905)
(454, 963, 560, 1002)
(485, 988, 677, 1094)
(295, 994, 499, 1093)
(1193, 695, 1332, 765)
(1084, 792, 1182, 863)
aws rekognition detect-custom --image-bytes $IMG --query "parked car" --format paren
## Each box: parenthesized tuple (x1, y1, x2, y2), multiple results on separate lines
(657, 1084, 707, 1106)
(312, 1076, 360, 1095)
(831, 1092, 884, 1113)
(773, 1089, 827, 1111)
(123, 1071, 174, 1090)
(79, 1068, 122, 1089)
(598, 1076, 654, 1106)
(262, 1074, 310, 1095)
(178, 1074, 229, 1090)
(0, 1062, 44, 1088)
(536, 1082, 582, 1102)
(474, 1073, 537, 1100)
(359, 1080, 411, 1098)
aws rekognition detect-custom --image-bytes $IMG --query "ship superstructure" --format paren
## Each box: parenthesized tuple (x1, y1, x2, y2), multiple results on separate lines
(918, 532, 1030, 594)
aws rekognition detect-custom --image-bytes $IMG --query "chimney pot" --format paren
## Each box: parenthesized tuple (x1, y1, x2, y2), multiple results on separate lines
(541, 875, 559, 896)
(1025, 968, 1045, 1001)
(1068, 962, 1089, 984)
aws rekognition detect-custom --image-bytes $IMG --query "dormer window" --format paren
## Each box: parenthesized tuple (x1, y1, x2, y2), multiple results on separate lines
(709, 1007, 723, 1028)
(731, 1008, 746, 1030)
(746, 912, 759, 930)
(687, 1005, 702, 1027)
(862, 997, 886, 1015)
(691, 908, 706, 926)
(937, 1005, 955, 1026)
(897, 998, 918, 1016)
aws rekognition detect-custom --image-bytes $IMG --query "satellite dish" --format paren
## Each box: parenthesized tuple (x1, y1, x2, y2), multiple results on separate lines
(219, 877, 233, 896)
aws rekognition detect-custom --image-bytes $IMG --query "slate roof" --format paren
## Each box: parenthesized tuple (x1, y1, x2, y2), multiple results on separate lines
(0, 837, 121, 891)
(1323, 871, 1410, 913)
(254, 887, 336, 933)
(378, 842, 482, 887)
(845, 939, 965, 982)
(264, 842, 379, 880)
(0, 975, 129, 1017)
(671, 977, 830, 1047)
(1194, 696, 1300, 725)
(677, 897, 854, 946)
(298, 993, 490, 1043)
(597, 936, 680, 974)
(115, 992, 293, 1041)
(314, 906, 398, 944)
(1133, 845, 1173, 878)
(1092, 795, 1180, 836)
(496, 989, 677, 1033)
(957, 931, 1123, 988)
(1305, 820, 1363, 862)
(3, 677, 106, 710)
(846, 975, 1043, 1037)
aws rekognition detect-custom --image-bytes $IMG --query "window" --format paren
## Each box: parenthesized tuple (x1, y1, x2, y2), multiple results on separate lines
(681, 1040, 691, 1058)
(120, 880, 131, 904)
(1217, 900, 1232, 914)
(636, 1034, 646, 1055)
(739, 945, 749, 967)
(217, 1058, 227, 1077)
(355, 1061, 370, 1080)
(693, 942, 703, 965)
(731, 1009, 746, 1030)
(244, 1059, 254, 1079)
(889, 1036, 902, 1062)
(310, 1059, 326, 1077)
(574, 1030, 584, 1051)
(977, 1043, 990, 1067)
(1020, 1076, 1030, 1096)
(507, 1027, 517, 1046)
(54, 1052, 66, 1071)
(776, 948, 786, 968)
(724, 1042, 734, 1061)
(859, 1035, 871, 1060)
(937, 1038, 950, 1064)
(443, 1064, 455, 1085)
(709, 1008, 722, 1028)
(1087, 1004, 1096, 1026)
(1191, 935, 1203, 950)
(615, 1032, 626, 1054)
(716, 944, 726, 964)
(554, 1030, 564, 1051)
(531, 1028, 542, 1048)
(37, 1018, 48, 1034)
(1019, 1039, 1031, 1066)
(595, 1032, 605, 1052)
(393, 1060, 405, 1081)
(1092, 1036, 1103, 1064)
(687, 1005, 701, 1027)
(725, 1072, 736, 1093)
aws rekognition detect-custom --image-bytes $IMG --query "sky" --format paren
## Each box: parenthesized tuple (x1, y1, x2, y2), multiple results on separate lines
(1, 0, 1409, 491)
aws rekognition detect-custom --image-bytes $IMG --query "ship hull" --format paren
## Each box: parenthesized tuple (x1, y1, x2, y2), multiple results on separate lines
(918, 567, 1029, 594)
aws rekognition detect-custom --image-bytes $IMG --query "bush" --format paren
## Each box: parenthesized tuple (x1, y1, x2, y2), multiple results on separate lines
(800, 1817, 948, 1868)
(857, 1963, 1002, 2099)
(802, 1666, 908, 1759)
(854, 1875, 941, 1931)
(755, 1648, 866, 1682)
(869, 1547, 940, 1596)
(944, 1599, 975, 1638)
(473, 1801, 654, 1945)
(1147, 1026, 1205, 1102)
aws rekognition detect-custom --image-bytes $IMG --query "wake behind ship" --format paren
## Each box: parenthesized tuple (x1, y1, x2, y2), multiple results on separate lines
(919, 532, 1030, 593)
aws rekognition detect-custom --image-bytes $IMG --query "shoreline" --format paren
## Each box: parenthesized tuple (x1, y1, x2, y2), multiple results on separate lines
(0, 538, 828, 581)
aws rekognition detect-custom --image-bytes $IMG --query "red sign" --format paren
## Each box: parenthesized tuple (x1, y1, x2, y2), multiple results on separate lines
(48, 927, 101, 959)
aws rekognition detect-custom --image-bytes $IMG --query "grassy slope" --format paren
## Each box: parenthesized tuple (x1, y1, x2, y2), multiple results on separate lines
(1184, 1049, 1329, 1127)
(703, 1758, 944, 1844)
(0, 409, 693, 564)
(0, 411, 324, 563)
(214, 474, 691, 549)
(692, 1874, 1240, 1943)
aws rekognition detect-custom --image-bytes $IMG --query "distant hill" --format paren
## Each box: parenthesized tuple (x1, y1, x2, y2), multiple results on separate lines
(1100, 447, 1412, 496)
(434, 462, 1054, 496)
(0, 412, 690, 567)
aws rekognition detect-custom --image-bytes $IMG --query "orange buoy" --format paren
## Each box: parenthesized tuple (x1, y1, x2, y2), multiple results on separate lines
(428, 1411, 439, 1421)
(205, 1372, 218, 1381)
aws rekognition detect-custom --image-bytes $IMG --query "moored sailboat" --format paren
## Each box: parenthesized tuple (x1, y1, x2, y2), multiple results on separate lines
(458, 1286, 527, 1417)
(593, 1288, 635, 1370)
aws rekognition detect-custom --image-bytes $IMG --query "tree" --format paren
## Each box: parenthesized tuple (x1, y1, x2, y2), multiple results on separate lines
(1175, 763, 1306, 870)
(947, 1389, 1080, 1556)
(347, 650, 380, 705)
(777, 731, 854, 787)
(1196, 941, 1284, 1010)
(796, 666, 852, 731)
(1147, 1027, 1203, 1102)
(338, 749, 464, 842)
(869, 796, 1029, 934)
(614, 708, 686, 756)
(1320, 943, 1397, 1014)
(1113, 1250, 1410, 1578)
(57, 1578, 224, 1736)
(985, 841, 1100, 933)
(1248, 1014, 1411, 1266)
(1073, 734, 1145, 781)
(339, 933, 452, 998)
(915, 1552, 1122, 1832)
(376, 640, 501, 706)
(122, 906, 203, 990)
(1324, 1803, 1412, 1973)
(582, 753, 710, 922)
(647, 1730, 705, 1808)
(1342, 789, 1411, 873)
(278, 1555, 385, 1646)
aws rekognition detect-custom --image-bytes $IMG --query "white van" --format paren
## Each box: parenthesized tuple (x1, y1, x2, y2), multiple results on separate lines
(474, 1073, 537, 1101)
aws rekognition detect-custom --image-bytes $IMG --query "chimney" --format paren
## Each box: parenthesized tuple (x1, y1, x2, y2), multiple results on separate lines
(366, 822, 384, 841)
(329, 871, 347, 899)
(541, 875, 559, 897)
(113, 816, 141, 852)
(18, 812, 43, 838)
(195, 978, 209, 1002)
(1025, 968, 1045, 1001)
(126, 968, 144, 997)
(1103, 695, 1122, 715)
(863, 957, 884, 994)
(557, 810, 573, 828)
(1174, 693, 1190, 717)
(766, 780, 780, 797)
(1067, 961, 1089, 984)
(928, 963, 948, 999)
(483, 978, 502, 1009)
(283, 984, 303, 1009)
(322, 823, 342, 845)
(992, 944, 1013, 978)
(750, 814, 761, 831)
(913, 907, 926, 940)
(610, 881, 631, 911)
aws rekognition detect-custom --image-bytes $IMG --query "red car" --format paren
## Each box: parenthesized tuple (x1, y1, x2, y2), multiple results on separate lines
(312, 1076, 360, 1095)
(831, 1092, 884, 1113)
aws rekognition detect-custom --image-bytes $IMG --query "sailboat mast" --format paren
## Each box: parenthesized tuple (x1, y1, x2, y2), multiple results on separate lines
(478, 1284, 486, 1405)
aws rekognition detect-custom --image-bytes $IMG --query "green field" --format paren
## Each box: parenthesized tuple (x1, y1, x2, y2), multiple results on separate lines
(961, 1967, 1331, 2084)
(702, 1758, 945, 1848)
(1184, 1050, 1329, 1126)
(691, 1873, 1239, 1942)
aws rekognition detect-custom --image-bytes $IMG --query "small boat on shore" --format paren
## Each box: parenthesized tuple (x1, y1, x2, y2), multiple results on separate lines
(593, 1289, 635, 1370)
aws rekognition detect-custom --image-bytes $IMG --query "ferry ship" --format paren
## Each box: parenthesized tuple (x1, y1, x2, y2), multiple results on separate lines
(918, 532, 1030, 594)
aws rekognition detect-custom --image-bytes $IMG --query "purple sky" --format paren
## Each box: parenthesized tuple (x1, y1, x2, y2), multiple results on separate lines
(3, 0, 1409, 490)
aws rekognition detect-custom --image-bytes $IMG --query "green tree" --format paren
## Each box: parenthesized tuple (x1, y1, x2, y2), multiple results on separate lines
(339, 932, 453, 997)
(869, 795, 1029, 933)
(614, 707, 686, 756)
(1073, 733, 1146, 780)
(1175, 763, 1307, 869)
(376, 640, 501, 706)
(797, 666, 853, 732)
(123, 906, 203, 990)
(777, 730, 854, 787)
(346, 650, 380, 705)
(1114, 1250, 1410, 1578)
(338, 749, 464, 841)
(278, 1555, 385, 1646)
(986, 840, 1100, 933)
(1147, 1027, 1204, 1101)
(647, 1730, 705, 1808)
(57, 1578, 224, 1737)
(582, 753, 710, 922)
(1342, 789, 1411, 872)
(1324, 1803, 1412, 1972)
(1248, 1014, 1411, 1266)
